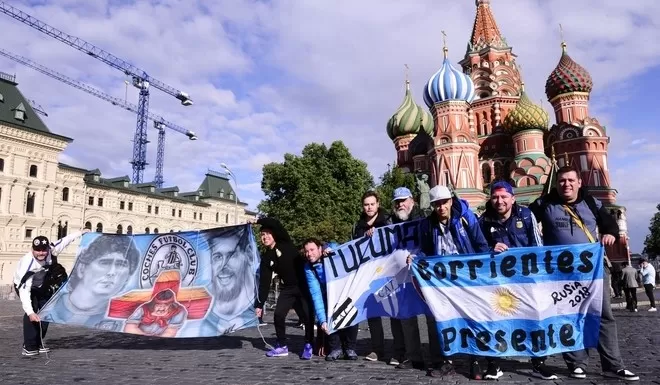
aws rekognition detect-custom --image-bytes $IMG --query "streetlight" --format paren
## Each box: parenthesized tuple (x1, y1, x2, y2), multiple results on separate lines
(220, 163, 239, 224)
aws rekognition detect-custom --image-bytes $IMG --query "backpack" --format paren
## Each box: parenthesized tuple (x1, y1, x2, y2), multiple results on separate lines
(13, 255, 68, 300)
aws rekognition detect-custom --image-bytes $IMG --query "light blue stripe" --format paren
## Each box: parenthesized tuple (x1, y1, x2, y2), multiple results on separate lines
(412, 243, 604, 288)
(433, 313, 601, 357)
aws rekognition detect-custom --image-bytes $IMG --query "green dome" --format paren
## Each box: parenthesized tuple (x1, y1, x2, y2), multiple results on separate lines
(503, 88, 549, 133)
(387, 81, 434, 140)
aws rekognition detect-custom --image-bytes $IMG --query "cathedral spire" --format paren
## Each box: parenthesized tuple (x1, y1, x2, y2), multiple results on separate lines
(468, 0, 507, 52)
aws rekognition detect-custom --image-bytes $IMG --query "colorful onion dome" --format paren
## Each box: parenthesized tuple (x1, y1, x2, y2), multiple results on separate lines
(423, 46, 475, 107)
(545, 42, 593, 100)
(387, 80, 434, 140)
(503, 85, 549, 133)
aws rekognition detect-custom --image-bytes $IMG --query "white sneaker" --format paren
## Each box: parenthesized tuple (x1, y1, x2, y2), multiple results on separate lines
(648, 307, 657, 312)
(570, 367, 587, 379)
(602, 369, 639, 381)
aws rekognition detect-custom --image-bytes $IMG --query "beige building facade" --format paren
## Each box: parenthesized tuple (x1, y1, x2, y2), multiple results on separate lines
(0, 72, 257, 292)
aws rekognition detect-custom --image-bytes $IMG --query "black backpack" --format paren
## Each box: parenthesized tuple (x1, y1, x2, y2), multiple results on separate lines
(14, 255, 68, 300)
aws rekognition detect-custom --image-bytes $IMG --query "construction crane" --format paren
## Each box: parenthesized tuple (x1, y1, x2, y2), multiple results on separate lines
(0, 47, 197, 188)
(0, 1, 193, 184)
(26, 99, 47, 117)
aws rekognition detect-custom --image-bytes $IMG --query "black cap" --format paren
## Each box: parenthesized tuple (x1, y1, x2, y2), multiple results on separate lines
(31, 236, 51, 251)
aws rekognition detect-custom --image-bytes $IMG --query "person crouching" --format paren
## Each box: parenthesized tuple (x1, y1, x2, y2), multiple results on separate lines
(303, 238, 359, 361)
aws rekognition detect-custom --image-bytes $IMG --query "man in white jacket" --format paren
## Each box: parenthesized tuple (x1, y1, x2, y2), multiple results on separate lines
(13, 229, 88, 356)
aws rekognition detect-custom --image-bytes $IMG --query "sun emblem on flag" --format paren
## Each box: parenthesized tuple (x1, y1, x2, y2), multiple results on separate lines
(491, 288, 520, 317)
(375, 266, 384, 275)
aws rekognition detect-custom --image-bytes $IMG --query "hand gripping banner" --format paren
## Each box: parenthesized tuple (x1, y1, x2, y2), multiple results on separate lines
(39, 225, 260, 338)
(411, 243, 604, 357)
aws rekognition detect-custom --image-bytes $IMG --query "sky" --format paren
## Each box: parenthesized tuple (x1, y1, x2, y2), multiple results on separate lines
(0, 0, 658, 253)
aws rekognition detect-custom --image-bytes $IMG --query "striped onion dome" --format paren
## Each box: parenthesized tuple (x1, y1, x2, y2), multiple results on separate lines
(387, 80, 434, 140)
(503, 85, 549, 133)
(545, 42, 593, 100)
(423, 46, 476, 107)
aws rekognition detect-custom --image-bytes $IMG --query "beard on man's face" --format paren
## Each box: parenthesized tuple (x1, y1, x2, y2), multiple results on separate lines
(394, 206, 412, 221)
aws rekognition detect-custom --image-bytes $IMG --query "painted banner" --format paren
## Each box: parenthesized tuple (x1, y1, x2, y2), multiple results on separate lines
(324, 220, 430, 332)
(412, 243, 604, 357)
(39, 224, 260, 338)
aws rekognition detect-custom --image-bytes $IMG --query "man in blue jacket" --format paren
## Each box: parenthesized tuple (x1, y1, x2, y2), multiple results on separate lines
(413, 185, 490, 379)
(303, 238, 359, 361)
(478, 181, 556, 380)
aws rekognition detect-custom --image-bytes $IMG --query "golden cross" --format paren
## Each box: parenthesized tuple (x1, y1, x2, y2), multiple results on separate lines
(559, 23, 564, 42)
(441, 30, 447, 48)
(404, 63, 409, 82)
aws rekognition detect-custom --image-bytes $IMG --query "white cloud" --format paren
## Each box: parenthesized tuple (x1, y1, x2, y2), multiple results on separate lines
(2, 0, 659, 251)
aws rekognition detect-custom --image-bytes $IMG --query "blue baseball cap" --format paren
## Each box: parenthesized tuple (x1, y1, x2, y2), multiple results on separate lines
(392, 187, 413, 201)
(490, 181, 514, 196)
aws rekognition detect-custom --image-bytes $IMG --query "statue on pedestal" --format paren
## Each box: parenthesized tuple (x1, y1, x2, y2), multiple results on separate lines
(416, 173, 430, 213)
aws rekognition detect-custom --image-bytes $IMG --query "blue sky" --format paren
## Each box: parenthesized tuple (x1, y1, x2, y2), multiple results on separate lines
(1, 0, 659, 252)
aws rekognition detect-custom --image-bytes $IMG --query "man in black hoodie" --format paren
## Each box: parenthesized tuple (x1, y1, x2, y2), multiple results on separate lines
(255, 217, 315, 359)
(351, 190, 393, 362)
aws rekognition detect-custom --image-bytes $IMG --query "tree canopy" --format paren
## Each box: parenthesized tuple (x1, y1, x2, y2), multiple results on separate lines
(375, 166, 418, 209)
(258, 141, 374, 245)
(643, 203, 660, 258)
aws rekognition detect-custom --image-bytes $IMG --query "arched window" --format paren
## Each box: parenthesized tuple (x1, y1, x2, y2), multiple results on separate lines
(96, 222, 103, 233)
(225, 213, 229, 223)
(62, 187, 69, 202)
(145, 227, 150, 234)
(29, 165, 37, 177)
(84, 221, 92, 230)
(127, 225, 133, 235)
(216, 212, 219, 222)
(154, 228, 159, 234)
(116, 224, 123, 234)
(25, 191, 35, 213)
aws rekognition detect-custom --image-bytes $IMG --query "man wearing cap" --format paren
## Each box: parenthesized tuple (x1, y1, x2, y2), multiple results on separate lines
(411, 184, 490, 379)
(13, 230, 88, 356)
(390, 186, 427, 370)
(478, 181, 557, 380)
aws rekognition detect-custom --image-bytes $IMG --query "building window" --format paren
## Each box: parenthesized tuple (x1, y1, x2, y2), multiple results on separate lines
(117, 224, 123, 234)
(219, 189, 225, 198)
(145, 227, 150, 234)
(482, 164, 492, 185)
(147, 205, 152, 214)
(216, 212, 219, 222)
(61, 187, 69, 202)
(127, 225, 133, 235)
(98, 198, 104, 207)
(172, 208, 176, 217)
(155, 206, 159, 215)
(29, 165, 37, 177)
(25, 228, 33, 239)
(593, 170, 601, 186)
(178, 209, 182, 218)
(154, 228, 159, 234)
(96, 222, 103, 233)
(84, 221, 92, 230)
(194, 212, 197, 220)
(229, 192, 234, 200)
(128, 202, 133, 211)
(0, 158, 4, 172)
(25, 191, 35, 213)
(199, 213, 203, 221)
(88, 196, 94, 205)
(225, 213, 229, 223)
(120, 201, 125, 210)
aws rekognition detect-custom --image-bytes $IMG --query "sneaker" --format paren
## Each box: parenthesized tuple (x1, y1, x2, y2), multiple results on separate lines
(38, 347, 51, 354)
(602, 369, 639, 381)
(649, 307, 657, 312)
(364, 352, 378, 361)
(532, 363, 558, 380)
(396, 360, 425, 370)
(470, 361, 483, 380)
(427, 361, 455, 377)
(345, 349, 358, 360)
(325, 349, 343, 361)
(388, 357, 400, 366)
(484, 361, 503, 380)
(258, 318, 267, 326)
(300, 343, 313, 360)
(570, 367, 587, 379)
(265, 344, 289, 357)
(22, 348, 38, 357)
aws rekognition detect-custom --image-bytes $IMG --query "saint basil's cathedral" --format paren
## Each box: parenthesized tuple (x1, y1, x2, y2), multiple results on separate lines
(386, 0, 629, 261)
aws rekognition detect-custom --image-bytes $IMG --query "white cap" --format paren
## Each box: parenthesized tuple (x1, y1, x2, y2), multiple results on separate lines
(429, 185, 452, 203)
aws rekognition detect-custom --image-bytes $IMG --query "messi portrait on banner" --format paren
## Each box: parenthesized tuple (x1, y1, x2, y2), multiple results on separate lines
(39, 224, 260, 338)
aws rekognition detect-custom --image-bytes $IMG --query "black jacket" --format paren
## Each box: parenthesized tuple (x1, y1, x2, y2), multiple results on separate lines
(391, 205, 425, 224)
(352, 208, 391, 240)
(256, 218, 307, 309)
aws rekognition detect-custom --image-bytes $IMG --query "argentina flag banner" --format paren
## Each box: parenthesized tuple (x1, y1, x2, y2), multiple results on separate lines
(411, 243, 604, 357)
(324, 220, 431, 332)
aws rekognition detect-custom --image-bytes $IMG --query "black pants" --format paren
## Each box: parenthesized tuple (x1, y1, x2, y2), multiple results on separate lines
(624, 287, 637, 310)
(328, 324, 359, 352)
(644, 284, 656, 308)
(274, 286, 314, 346)
(367, 317, 385, 356)
(23, 294, 50, 351)
(389, 318, 407, 360)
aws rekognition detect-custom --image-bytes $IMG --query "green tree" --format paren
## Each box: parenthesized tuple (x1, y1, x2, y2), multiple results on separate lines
(258, 141, 374, 245)
(375, 166, 418, 207)
(643, 203, 660, 258)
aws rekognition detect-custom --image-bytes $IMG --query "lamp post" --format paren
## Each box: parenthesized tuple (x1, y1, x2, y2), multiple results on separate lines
(220, 163, 239, 224)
